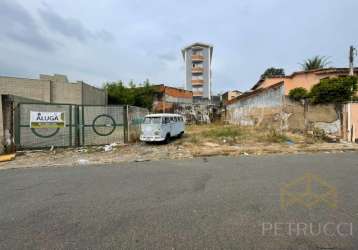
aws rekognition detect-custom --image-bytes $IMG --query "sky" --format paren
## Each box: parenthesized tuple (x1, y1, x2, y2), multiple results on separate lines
(0, 0, 357, 93)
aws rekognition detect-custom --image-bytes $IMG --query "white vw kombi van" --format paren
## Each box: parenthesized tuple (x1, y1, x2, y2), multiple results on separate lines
(140, 114, 185, 143)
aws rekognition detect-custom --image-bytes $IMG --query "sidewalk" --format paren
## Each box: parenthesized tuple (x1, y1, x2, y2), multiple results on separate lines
(1, 141, 357, 170)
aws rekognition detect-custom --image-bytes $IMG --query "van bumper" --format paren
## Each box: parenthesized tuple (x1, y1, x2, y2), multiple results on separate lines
(140, 135, 165, 142)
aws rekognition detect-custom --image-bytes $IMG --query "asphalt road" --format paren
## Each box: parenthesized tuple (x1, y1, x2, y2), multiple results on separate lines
(0, 153, 358, 249)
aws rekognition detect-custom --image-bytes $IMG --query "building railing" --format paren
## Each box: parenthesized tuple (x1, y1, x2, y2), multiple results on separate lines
(192, 79, 204, 85)
(193, 91, 203, 97)
(192, 55, 204, 61)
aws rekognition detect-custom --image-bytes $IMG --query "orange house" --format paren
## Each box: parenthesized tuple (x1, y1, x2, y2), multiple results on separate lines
(152, 84, 193, 112)
(252, 68, 358, 95)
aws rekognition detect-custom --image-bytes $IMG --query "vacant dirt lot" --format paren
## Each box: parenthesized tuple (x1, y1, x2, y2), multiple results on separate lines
(1, 124, 358, 169)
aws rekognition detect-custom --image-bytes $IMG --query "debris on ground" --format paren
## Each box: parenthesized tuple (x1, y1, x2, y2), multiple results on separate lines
(77, 148, 88, 153)
(203, 142, 220, 147)
(134, 158, 150, 162)
(78, 159, 90, 165)
(103, 145, 113, 152)
(0, 153, 16, 162)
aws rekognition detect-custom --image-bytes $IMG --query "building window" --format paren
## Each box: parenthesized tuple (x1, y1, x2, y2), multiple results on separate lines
(193, 86, 203, 92)
(192, 50, 203, 56)
(192, 75, 203, 80)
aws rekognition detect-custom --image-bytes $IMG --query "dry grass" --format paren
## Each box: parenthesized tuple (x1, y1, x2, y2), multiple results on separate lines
(181, 123, 302, 146)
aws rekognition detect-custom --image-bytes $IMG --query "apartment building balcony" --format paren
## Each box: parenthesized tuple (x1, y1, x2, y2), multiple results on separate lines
(192, 79, 204, 85)
(192, 55, 204, 61)
(192, 67, 204, 73)
(193, 91, 203, 97)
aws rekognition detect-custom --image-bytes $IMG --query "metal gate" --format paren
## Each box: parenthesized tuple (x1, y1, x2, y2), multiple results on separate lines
(15, 103, 76, 148)
(79, 105, 125, 146)
(15, 103, 147, 149)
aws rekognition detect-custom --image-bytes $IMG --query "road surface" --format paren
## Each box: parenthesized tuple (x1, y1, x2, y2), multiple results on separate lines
(0, 153, 357, 249)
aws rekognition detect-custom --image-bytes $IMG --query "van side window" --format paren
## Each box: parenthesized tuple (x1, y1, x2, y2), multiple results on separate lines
(173, 117, 177, 122)
(165, 117, 170, 124)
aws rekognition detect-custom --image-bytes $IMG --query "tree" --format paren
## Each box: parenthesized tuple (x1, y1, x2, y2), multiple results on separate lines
(309, 76, 357, 104)
(104, 80, 155, 110)
(288, 87, 308, 102)
(300, 56, 330, 71)
(261, 67, 285, 78)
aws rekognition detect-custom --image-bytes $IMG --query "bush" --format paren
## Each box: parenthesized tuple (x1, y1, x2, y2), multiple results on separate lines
(289, 87, 308, 101)
(309, 76, 357, 104)
(104, 80, 155, 109)
(264, 129, 290, 143)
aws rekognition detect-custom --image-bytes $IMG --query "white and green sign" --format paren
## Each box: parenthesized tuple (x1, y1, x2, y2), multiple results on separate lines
(30, 111, 65, 128)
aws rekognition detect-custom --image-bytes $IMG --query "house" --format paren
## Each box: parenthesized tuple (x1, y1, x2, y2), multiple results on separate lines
(152, 84, 193, 112)
(229, 67, 358, 107)
(251, 67, 358, 95)
(222, 90, 242, 105)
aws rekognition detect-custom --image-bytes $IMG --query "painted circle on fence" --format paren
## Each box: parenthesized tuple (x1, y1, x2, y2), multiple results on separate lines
(92, 114, 116, 136)
(31, 128, 60, 138)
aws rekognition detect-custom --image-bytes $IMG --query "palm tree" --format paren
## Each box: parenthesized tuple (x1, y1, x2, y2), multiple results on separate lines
(300, 56, 330, 71)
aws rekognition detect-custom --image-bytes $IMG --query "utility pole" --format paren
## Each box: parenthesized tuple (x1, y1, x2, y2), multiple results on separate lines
(348, 46, 357, 142)
(349, 45, 357, 76)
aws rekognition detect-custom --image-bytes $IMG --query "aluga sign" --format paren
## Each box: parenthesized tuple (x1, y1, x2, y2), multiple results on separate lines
(30, 111, 65, 128)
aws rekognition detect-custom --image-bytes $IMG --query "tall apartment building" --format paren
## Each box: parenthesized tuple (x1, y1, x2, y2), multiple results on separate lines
(182, 42, 213, 101)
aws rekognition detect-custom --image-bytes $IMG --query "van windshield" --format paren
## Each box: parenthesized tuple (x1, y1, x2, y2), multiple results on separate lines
(143, 117, 162, 124)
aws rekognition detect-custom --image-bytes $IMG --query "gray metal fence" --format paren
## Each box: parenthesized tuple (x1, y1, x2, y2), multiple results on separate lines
(128, 106, 149, 142)
(15, 103, 148, 149)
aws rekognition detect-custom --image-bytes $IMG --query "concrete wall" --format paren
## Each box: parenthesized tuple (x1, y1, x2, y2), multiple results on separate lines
(38, 74, 107, 105)
(226, 85, 340, 136)
(82, 82, 107, 105)
(226, 83, 284, 126)
(342, 103, 358, 142)
(0, 95, 46, 153)
(0, 76, 51, 102)
(283, 98, 340, 134)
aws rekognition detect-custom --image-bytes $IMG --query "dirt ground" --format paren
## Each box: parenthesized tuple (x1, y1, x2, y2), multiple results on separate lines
(1, 124, 358, 169)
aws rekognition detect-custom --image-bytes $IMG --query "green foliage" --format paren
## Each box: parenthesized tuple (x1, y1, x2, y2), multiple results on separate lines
(261, 67, 285, 78)
(201, 126, 243, 138)
(300, 56, 330, 70)
(288, 87, 308, 101)
(264, 129, 290, 143)
(104, 79, 155, 109)
(309, 76, 357, 104)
